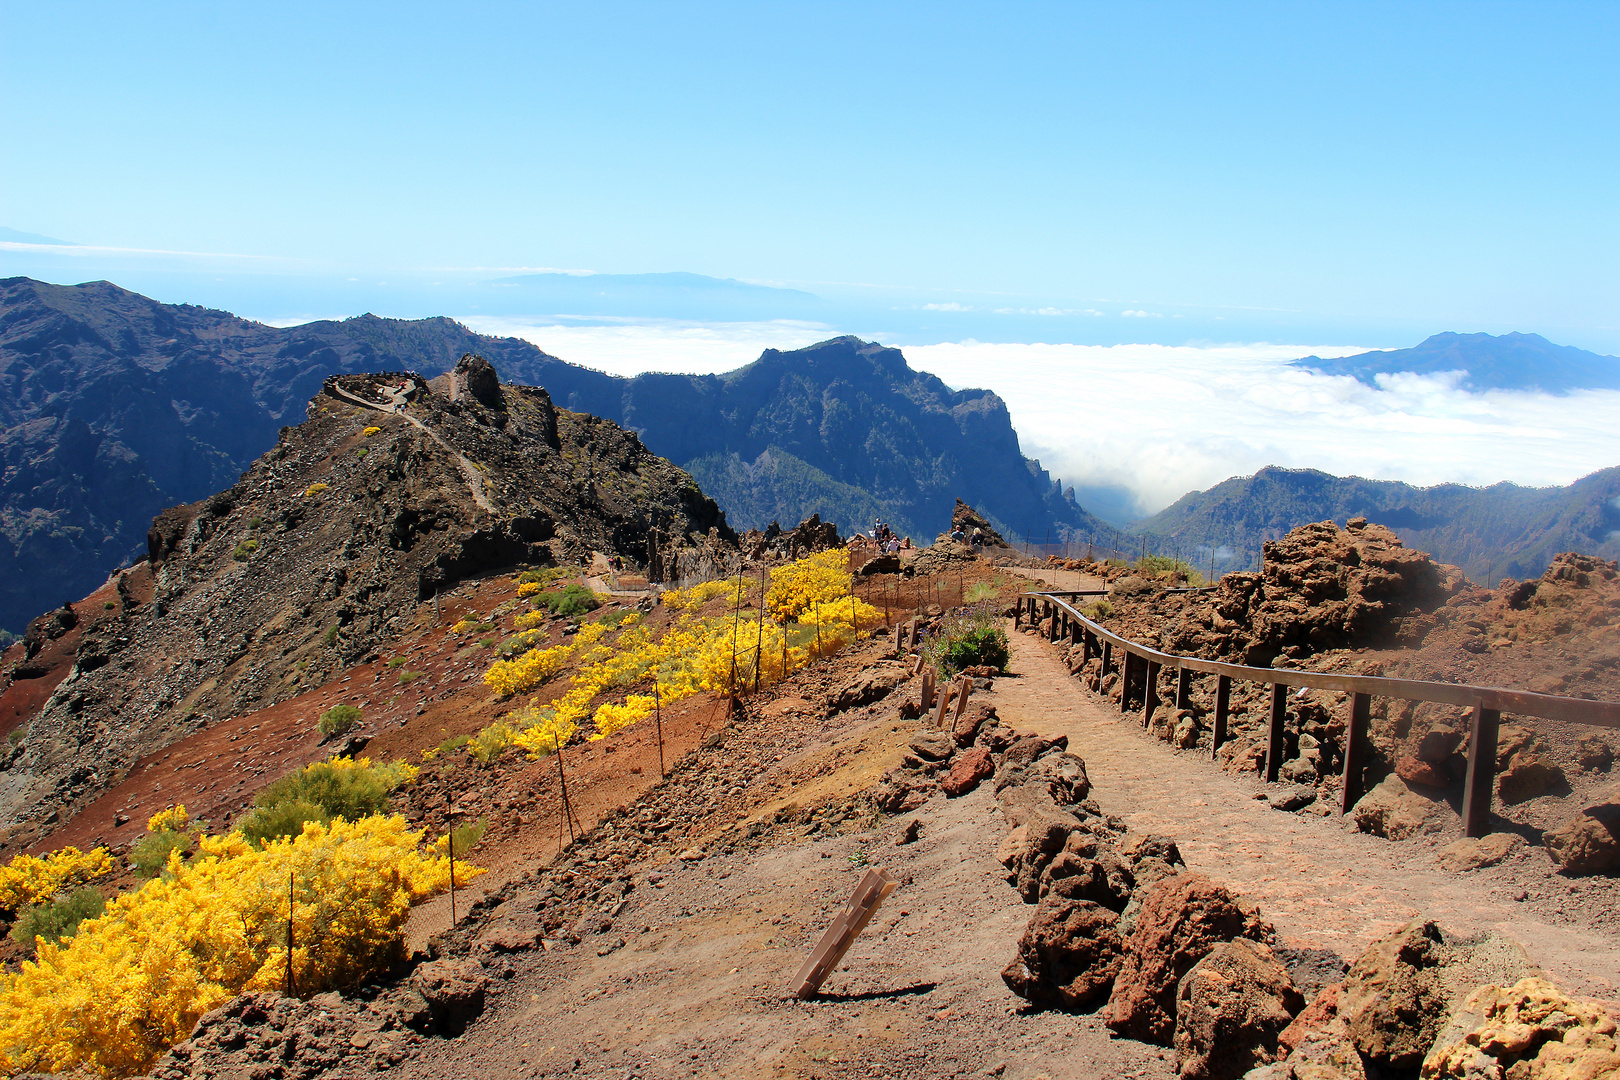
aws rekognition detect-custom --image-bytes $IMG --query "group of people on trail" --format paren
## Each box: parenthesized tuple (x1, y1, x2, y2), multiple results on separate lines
(950, 525, 987, 553)
(871, 520, 904, 554)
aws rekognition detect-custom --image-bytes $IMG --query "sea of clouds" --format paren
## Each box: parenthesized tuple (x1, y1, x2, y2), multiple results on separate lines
(462, 318, 1620, 520)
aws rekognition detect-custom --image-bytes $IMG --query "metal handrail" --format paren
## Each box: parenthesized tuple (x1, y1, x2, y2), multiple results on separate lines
(1017, 590, 1620, 839)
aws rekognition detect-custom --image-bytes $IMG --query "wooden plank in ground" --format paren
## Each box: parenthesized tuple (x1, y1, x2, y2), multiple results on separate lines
(920, 667, 937, 711)
(933, 679, 956, 728)
(791, 868, 898, 998)
(953, 677, 973, 725)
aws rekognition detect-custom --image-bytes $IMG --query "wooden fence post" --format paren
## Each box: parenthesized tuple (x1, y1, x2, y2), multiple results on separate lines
(1339, 692, 1372, 814)
(1142, 661, 1161, 727)
(1461, 704, 1502, 838)
(1265, 683, 1288, 782)
(1119, 651, 1135, 713)
(1175, 667, 1192, 711)
(1211, 675, 1231, 759)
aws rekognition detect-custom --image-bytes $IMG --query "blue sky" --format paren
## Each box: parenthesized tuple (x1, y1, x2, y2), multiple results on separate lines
(4, 2, 1619, 516)
(3, 1, 1616, 348)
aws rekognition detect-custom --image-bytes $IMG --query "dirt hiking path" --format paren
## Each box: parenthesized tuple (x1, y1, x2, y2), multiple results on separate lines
(987, 624, 1620, 1000)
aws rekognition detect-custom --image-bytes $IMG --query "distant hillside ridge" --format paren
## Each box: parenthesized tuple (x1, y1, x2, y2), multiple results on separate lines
(0, 278, 1099, 630)
(509, 335, 1108, 544)
(1296, 331, 1620, 393)
(1132, 464, 1620, 583)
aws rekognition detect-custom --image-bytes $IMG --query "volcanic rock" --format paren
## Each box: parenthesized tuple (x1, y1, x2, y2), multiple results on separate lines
(1173, 939, 1305, 1080)
(829, 661, 910, 712)
(940, 747, 994, 797)
(1423, 976, 1620, 1080)
(1436, 833, 1522, 873)
(1351, 775, 1455, 840)
(1105, 873, 1275, 1046)
(1338, 921, 1539, 1072)
(907, 731, 957, 762)
(410, 958, 489, 1035)
(1543, 797, 1620, 875)
(1000, 896, 1123, 1010)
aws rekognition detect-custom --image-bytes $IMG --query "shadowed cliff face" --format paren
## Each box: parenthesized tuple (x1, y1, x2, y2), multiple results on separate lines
(511, 336, 1108, 542)
(0, 364, 733, 846)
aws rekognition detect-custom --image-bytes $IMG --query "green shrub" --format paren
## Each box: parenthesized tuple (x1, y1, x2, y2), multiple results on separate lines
(439, 817, 487, 857)
(1081, 599, 1115, 620)
(517, 567, 568, 586)
(248, 517, 264, 529)
(387, 657, 405, 668)
(7, 729, 22, 748)
(356, 447, 369, 459)
(103, 601, 116, 610)
(396, 670, 423, 685)
(923, 606, 1010, 677)
(318, 704, 362, 737)
(131, 829, 191, 878)
(233, 799, 330, 847)
(534, 583, 601, 617)
(437, 733, 471, 755)
(324, 625, 340, 646)
(10, 887, 105, 948)
(1135, 554, 1203, 585)
(231, 540, 260, 562)
(252, 757, 415, 823)
(478, 638, 495, 648)
(964, 581, 998, 603)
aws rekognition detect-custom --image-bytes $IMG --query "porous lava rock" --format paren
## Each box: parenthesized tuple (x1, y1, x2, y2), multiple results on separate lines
(1172, 938, 1305, 1080)
(828, 660, 910, 712)
(1007, 808, 1085, 902)
(1351, 775, 1455, 840)
(1155, 518, 1465, 667)
(1543, 796, 1620, 876)
(1105, 873, 1275, 1046)
(1436, 833, 1522, 873)
(1338, 921, 1540, 1073)
(1422, 976, 1620, 1080)
(1000, 896, 1123, 1011)
(940, 747, 994, 796)
(409, 958, 488, 1036)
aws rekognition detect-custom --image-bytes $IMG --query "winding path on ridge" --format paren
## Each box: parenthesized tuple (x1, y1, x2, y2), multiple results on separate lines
(328, 380, 495, 513)
(983, 609, 1620, 999)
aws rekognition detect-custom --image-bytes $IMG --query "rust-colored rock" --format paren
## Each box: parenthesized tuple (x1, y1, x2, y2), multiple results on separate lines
(410, 957, 488, 1035)
(940, 747, 994, 797)
(1543, 798, 1620, 876)
(1105, 873, 1274, 1046)
(1173, 938, 1305, 1080)
(1396, 755, 1450, 789)
(1000, 896, 1123, 1011)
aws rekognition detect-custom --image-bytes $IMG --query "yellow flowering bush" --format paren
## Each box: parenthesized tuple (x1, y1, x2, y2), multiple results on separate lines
(0, 815, 478, 1078)
(660, 578, 742, 611)
(0, 848, 113, 913)
(483, 642, 573, 697)
(146, 805, 190, 833)
(513, 610, 547, 631)
(517, 581, 542, 598)
(509, 704, 578, 758)
(301, 482, 328, 497)
(361, 426, 381, 437)
(450, 617, 477, 634)
(766, 548, 853, 622)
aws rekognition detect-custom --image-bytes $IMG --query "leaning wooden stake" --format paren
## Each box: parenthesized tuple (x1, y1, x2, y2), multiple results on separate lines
(791, 868, 898, 998)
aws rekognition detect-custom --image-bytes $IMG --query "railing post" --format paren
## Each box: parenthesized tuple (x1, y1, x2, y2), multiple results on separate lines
(1120, 651, 1135, 712)
(1175, 667, 1192, 711)
(1211, 675, 1231, 759)
(1142, 661, 1161, 727)
(1265, 682, 1288, 782)
(1461, 704, 1501, 838)
(1100, 639, 1112, 676)
(1340, 692, 1372, 814)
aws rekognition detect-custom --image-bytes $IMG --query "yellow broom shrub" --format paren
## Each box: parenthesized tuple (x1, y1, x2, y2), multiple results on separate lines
(0, 847, 113, 913)
(0, 815, 478, 1078)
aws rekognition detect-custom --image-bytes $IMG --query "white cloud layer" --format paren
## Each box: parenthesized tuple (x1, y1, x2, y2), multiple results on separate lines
(457, 321, 1620, 519)
(903, 341, 1620, 516)
(460, 316, 833, 377)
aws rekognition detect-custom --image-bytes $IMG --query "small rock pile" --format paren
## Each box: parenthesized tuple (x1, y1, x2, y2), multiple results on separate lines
(951, 499, 1007, 547)
(145, 958, 490, 1079)
(740, 514, 843, 562)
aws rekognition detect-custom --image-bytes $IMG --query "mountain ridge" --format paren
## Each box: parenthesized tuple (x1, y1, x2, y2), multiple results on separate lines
(1295, 331, 1620, 393)
(1132, 463, 1620, 581)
